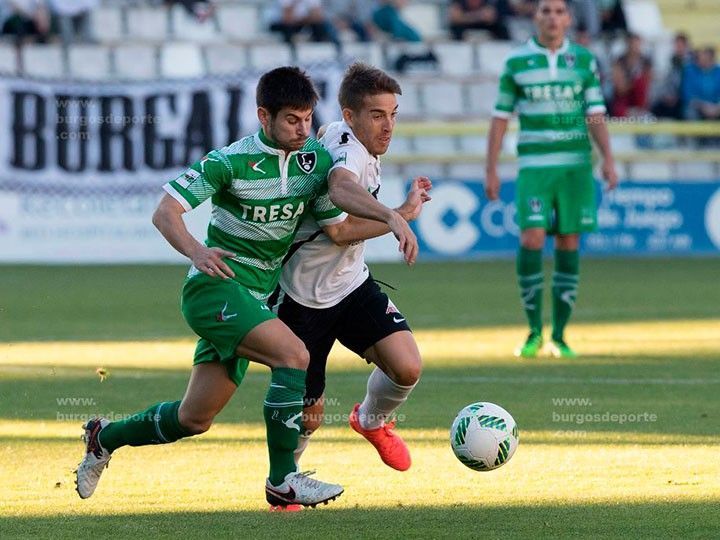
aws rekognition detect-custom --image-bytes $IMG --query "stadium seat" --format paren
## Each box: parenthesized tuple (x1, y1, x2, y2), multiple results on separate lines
(414, 135, 457, 155)
(295, 43, 338, 64)
(204, 44, 248, 74)
(89, 6, 125, 43)
(675, 162, 717, 181)
(432, 41, 475, 75)
(387, 136, 412, 155)
(114, 44, 158, 80)
(423, 81, 465, 117)
(341, 42, 383, 68)
(0, 43, 17, 75)
(247, 43, 292, 69)
(404, 162, 444, 180)
(631, 161, 672, 181)
(400, 3, 444, 39)
(160, 43, 204, 78)
(467, 82, 499, 117)
(170, 5, 221, 43)
(395, 79, 421, 117)
(476, 41, 514, 76)
(68, 45, 112, 80)
(127, 7, 169, 42)
(623, 0, 666, 40)
(459, 135, 488, 154)
(448, 162, 481, 179)
(21, 44, 65, 78)
(216, 4, 262, 41)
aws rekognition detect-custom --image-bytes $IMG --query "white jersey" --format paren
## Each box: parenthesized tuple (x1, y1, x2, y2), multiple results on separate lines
(279, 120, 381, 309)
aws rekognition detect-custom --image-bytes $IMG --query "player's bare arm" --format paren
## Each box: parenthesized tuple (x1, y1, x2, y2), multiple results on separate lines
(323, 176, 432, 246)
(485, 116, 509, 201)
(328, 167, 420, 264)
(152, 194, 236, 279)
(587, 113, 618, 190)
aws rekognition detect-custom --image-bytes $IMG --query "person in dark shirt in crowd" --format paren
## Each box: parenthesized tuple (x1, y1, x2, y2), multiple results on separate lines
(652, 32, 691, 120)
(610, 33, 653, 117)
(448, 0, 511, 40)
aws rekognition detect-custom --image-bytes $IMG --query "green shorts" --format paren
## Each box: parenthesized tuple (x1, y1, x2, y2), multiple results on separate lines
(181, 273, 276, 386)
(515, 164, 597, 234)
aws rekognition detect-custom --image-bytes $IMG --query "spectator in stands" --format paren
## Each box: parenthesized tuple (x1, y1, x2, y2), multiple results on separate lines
(610, 33, 653, 117)
(324, 0, 375, 42)
(164, 0, 215, 23)
(571, 0, 626, 38)
(0, 0, 51, 44)
(46, 0, 97, 43)
(652, 33, 691, 120)
(372, 0, 421, 42)
(448, 0, 512, 41)
(269, 0, 340, 46)
(682, 46, 720, 121)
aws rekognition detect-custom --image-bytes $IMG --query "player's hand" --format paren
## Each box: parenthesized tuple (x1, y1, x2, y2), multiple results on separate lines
(386, 211, 419, 265)
(602, 159, 619, 191)
(398, 176, 432, 221)
(191, 246, 236, 279)
(485, 168, 501, 200)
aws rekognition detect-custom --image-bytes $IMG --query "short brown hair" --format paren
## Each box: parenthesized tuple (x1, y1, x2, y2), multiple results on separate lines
(256, 66, 318, 117)
(338, 62, 402, 112)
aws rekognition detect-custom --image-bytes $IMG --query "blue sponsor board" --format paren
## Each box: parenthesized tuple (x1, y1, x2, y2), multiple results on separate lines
(411, 180, 720, 258)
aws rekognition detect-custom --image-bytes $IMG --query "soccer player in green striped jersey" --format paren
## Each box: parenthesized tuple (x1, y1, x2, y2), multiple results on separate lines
(75, 67, 419, 509)
(485, 0, 618, 359)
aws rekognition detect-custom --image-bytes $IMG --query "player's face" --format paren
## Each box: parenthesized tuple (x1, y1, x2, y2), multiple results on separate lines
(535, 0, 571, 42)
(344, 93, 398, 156)
(259, 107, 313, 152)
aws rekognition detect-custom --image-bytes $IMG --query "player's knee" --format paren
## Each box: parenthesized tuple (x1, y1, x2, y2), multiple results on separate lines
(273, 339, 310, 371)
(392, 356, 422, 386)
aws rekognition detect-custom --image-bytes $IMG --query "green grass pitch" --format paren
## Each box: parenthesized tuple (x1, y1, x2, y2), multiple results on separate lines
(0, 259, 719, 538)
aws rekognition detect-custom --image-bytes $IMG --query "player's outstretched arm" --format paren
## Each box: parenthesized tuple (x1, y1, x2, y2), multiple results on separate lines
(152, 194, 236, 279)
(485, 116, 509, 201)
(324, 176, 432, 248)
(587, 113, 619, 191)
(328, 169, 425, 264)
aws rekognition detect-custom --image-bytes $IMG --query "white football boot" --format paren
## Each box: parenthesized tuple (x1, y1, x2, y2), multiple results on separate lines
(75, 418, 112, 499)
(265, 470, 343, 508)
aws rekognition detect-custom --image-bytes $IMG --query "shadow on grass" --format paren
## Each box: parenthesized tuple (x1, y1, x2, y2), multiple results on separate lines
(1, 360, 718, 438)
(1, 501, 718, 538)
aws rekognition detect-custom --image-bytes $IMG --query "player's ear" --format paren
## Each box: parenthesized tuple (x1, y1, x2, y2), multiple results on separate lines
(257, 107, 270, 129)
(341, 107, 354, 127)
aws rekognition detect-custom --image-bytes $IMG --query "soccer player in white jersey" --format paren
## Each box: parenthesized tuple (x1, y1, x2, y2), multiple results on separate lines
(270, 63, 432, 475)
(74, 66, 423, 510)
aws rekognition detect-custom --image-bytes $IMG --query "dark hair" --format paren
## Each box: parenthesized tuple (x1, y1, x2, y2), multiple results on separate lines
(256, 66, 319, 117)
(338, 62, 402, 112)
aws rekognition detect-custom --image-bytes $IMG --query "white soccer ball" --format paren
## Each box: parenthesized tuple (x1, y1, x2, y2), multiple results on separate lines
(450, 402, 519, 471)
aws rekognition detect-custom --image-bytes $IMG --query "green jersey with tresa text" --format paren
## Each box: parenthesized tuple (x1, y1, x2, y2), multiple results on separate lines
(493, 38, 606, 169)
(163, 130, 346, 300)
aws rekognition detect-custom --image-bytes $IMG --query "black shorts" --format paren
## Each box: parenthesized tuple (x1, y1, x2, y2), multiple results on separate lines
(268, 277, 411, 406)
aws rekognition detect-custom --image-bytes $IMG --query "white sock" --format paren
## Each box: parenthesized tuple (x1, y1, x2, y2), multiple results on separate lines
(357, 367, 416, 430)
(294, 434, 311, 466)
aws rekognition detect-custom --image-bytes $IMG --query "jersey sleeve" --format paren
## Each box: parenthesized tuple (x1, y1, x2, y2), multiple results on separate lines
(162, 149, 232, 211)
(493, 59, 519, 119)
(584, 56, 607, 115)
(325, 131, 366, 180)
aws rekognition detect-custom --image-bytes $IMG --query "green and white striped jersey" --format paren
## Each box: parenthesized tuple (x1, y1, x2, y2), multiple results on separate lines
(163, 130, 346, 300)
(494, 37, 606, 169)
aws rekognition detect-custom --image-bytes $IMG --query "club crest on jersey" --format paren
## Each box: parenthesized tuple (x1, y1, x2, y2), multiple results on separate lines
(563, 53, 576, 68)
(297, 151, 317, 173)
(528, 197, 543, 213)
(386, 300, 399, 315)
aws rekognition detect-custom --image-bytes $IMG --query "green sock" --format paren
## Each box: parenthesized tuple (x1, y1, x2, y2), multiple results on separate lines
(552, 249, 580, 342)
(264, 367, 306, 486)
(517, 247, 544, 336)
(98, 400, 190, 453)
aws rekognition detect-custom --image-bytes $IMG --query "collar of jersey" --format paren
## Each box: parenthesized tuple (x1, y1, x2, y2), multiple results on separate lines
(529, 36, 569, 55)
(254, 129, 296, 156)
(338, 120, 379, 164)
